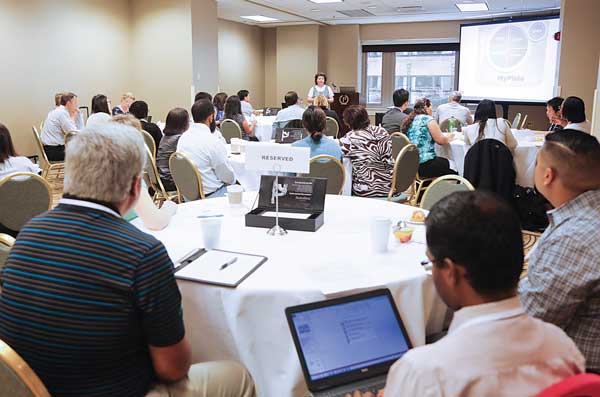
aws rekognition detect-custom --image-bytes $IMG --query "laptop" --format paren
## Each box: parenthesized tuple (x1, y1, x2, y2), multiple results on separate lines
(275, 127, 308, 144)
(285, 289, 412, 397)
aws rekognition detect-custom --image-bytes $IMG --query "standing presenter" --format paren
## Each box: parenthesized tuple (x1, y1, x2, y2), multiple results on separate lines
(307, 72, 334, 104)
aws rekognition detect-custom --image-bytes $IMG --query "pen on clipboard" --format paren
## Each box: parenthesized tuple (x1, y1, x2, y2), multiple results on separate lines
(220, 257, 238, 271)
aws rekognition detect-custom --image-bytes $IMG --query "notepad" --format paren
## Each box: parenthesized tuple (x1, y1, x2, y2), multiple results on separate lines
(174, 249, 267, 288)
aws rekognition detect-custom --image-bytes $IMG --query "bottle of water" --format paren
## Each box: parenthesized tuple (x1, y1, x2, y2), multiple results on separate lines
(448, 116, 458, 133)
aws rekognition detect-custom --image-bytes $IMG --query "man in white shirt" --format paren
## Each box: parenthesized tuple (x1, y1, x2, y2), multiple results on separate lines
(384, 191, 584, 397)
(435, 91, 473, 126)
(177, 100, 236, 198)
(41, 92, 84, 161)
(272, 91, 305, 138)
(237, 90, 254, 119)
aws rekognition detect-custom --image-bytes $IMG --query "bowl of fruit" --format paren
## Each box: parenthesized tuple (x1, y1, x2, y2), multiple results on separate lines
(393, 221, 414, 243)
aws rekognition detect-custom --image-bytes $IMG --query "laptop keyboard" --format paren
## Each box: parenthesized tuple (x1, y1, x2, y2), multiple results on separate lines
(316, 379, 386, 397)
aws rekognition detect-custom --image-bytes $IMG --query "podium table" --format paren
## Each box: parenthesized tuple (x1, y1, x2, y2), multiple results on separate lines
(331, 92, 362, 136)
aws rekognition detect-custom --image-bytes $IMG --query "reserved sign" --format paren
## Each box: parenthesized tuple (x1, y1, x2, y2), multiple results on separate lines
(245, 143, 310, 173)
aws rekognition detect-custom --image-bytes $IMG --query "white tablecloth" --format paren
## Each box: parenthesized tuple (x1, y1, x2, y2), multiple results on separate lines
(435, 129, 543, 187)
(253, 115, 277, 142)
(227, 144, 353, 196)
(133, 195, 447, 397)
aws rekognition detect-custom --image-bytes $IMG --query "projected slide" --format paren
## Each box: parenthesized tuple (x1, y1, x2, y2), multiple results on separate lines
(458, 18, 559, 102)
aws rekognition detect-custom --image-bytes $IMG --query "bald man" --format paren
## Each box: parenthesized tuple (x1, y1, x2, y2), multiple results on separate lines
(519, 129, 600, 374)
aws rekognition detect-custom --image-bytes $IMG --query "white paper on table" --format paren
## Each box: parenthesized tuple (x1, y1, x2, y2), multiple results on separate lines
(261, 211, 311, 219)
(175, 250, 266, 287)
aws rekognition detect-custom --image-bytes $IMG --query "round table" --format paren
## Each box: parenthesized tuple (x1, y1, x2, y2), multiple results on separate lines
(253, 115, 277, 142)
(435, 129, 543, 187)
(132, 194, 447, 397)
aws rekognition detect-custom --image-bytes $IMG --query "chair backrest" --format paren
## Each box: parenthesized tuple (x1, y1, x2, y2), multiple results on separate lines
(375, 112, 385, 126)
(420, 175, 475, 210)
(31, 126, 50, 169)
(141, 130, 157, 158)
(169, 152, 205, 202)
(324, 117, 339, 138)
(512, 113, 522, 130)
(520, 114, 529, 129)
(463, 138, 516, 203)
(284, 119, 303, 129)
(302, 155, 345, 195)
(439, 118, 463, 132)
(535, 373, 600, 397)
(0, 338, 50, 397)
(220, 119, 243, 143)
(388, 144, 419, 199)
(0, 233, 15, 275)
(391, 132, 411, 161)
(64, 130, 78, 145)
(0, 173, 52, 232)
(143, 146, 170, 198)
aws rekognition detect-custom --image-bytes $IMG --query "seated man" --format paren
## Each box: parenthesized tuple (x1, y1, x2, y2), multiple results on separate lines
(41, 92, 84, 161)
(435, 91, 473, 126)
(237, 89, 254, 118)
(385, 191, 584, 396)
(381, 88, 409, 134)
(194, 91, 212, 103)
(129, 100, 163, 151)
(519, 129, 600, 373)
(177, 100, 235, 198)
(0, 122, 255, 397)
(272, 91, 305, 138)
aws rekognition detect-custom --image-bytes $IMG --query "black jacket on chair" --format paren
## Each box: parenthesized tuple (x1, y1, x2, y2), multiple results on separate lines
(464, 139, 516, 202)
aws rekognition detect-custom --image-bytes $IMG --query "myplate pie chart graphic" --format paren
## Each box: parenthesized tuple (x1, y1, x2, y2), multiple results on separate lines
(488, 25, 529, 71)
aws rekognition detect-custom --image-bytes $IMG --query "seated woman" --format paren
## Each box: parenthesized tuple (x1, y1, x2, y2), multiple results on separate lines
(157, 108, 189, 192)
(463, 99, 517, 152)
(0, 122, 40, 180)
(112, 92, 135, 115)
(86, 94, 112, 127)
(340, 105, 393, 198)
(562, 96, 590, 133)
(314, 95, 341, 129)
(213, 92, 227, 124)
(402, 98, 456, 178)
(224, 95, 257, 141)
(292, 106, 342, 160)
(111, 114, 176, 231)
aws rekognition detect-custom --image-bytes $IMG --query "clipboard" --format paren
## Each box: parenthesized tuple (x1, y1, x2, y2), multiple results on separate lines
(174, 248, 267, 288)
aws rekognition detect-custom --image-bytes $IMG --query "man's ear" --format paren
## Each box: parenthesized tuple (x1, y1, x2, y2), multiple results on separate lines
(543, 166, 557, 188)
(443, 257, 464, 287)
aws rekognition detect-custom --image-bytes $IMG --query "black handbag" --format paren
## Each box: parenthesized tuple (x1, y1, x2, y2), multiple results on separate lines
(513, 185, 550, 232)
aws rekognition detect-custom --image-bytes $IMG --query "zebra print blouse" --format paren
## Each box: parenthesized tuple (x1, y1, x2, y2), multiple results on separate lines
(341, 125, 394, 197)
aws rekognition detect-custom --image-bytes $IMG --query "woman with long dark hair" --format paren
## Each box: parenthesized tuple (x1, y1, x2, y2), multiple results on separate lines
(402, 98, 456, 178)
(463, 99, 516, 151)
(0, 123, 40, 180)
(224, 95, 256, 140)
(291, 106, 342, 159)
(86, 94, 112, 126)
(157, 108, 190, 191)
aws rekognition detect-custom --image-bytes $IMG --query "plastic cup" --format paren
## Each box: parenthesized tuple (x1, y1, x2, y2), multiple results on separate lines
(370, 217, 391, 253)
(227, 185, 243, 205)
(200, 218, 222, 250)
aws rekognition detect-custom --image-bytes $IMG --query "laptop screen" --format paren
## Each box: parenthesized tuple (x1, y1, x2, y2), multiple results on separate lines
(288, 293, 411, 383)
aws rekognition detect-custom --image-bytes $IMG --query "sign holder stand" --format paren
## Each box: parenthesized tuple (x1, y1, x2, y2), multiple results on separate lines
(267, 165, 288, 236)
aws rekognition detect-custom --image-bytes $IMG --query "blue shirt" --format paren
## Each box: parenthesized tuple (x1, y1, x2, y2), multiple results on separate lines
(292, 135, 342, 160)
(406, 115, 436, 164)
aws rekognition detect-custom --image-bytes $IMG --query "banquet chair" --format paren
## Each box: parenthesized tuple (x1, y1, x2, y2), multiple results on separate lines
(420, 175, 474, 210)
(0, 173, 52, 234)
(535, 373, 600, 397)
(521, 230, 542, 279)
(391, 132, 411, 161)
(284, 119, 303, 129)
(439, 118, 463, 132)
(143, 146, 177, 205)
(0, 233, 14, 274)
(0, 338, 50, 397)
(324, 117, 339, 138)
(31, 126, 64, 180)
(300, 155, 345, 195)
(169, 152, 205, 202)
(141, 130, 157, 158)
(519, 114, 529, 129)
(511, 113, 522, 130)
(64, 130, 78, 145)
(388, 144, 419, 203)
(220, 119, 243, 143)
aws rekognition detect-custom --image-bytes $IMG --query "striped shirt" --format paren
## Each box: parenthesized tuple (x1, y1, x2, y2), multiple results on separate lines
(0, 199, 185, 397)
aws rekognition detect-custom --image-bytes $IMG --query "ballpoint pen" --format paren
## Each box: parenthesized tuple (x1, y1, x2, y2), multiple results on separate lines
(220, 257, 238, 271)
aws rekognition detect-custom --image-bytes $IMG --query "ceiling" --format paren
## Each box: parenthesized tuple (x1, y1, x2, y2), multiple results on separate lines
(217, 0, 560, 27)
